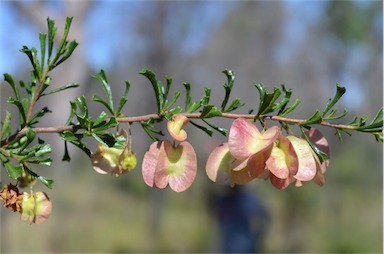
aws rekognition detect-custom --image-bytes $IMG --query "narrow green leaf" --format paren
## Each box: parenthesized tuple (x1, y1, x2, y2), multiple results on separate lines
(275, 85, 292, 114)
(42, 83, 80, 96)
(166, 91, 181, 109)
(37, 176, 54, 189)
(5, 162, 23, 179)
(164, 76, 172, 99)
(35, 144, 52, 157)
(8, 98, 27, 125)
(201, 88, 211, 106)
(202, 119, 228, 136)
(92, 95, 114, 115)
(200, 105, 222, 118)
(47, 17, 57, 61)
(142, 124, 158, 142)
(224, 98, 244, 112)
(140, 69, 164, 113)
(255, 83, 266, 113)
(190, 121, 213, 136)
(257, 87, 282, 116)
(324, 108, 348, 120)
(92, 117, 118, 132)
(20, 46, 40, 80)
(60, 132, 91, 157)
(55, 40, 78, 66)
(4, 73, 20, 100)
(0, 111, 12, 140)
(322, 83, 346, 117)
(92, 132, 116, 147)
(62, 141, 71, 162)
(27, 157, 52, 166)
(301, 110, 322, 126)
(116, 80, 131, 115)
(370, 108, 383, 125)
(183, 82, 192, 110)
(300, 127, 328, 163)
(280, 99, 301, 117)
(92, 111, 109, 127)
(28, 107, 51, 126)
(92, 70, 114, 114)
(75, 95, 89, 119)
(39, 32, 47, 75)
(221, 69, 235, 110)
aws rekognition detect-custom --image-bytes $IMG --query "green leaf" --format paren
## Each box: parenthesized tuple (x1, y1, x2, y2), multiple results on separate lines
(166, 91, 181, 109)
(49, 17, 73, 68)
(26, 157, 52, 166)
(280, 99, 301, 117)
(92, 70, 114, 114)
(200, 105, 222, 118)
(140, 69, 164, 113)
(224, 98, 244, 112)
(37, 176, 54, 189)
(74, 96, 89, 127)
(275, 85, 292, 114)
(60, 131, 91, 157)
(301, 110, 322, 126)
(322, 83, 346, 117)
(20, 46, 40, 81)
(4, 73, 20, 100)
(35, 144, 52, 157)
(18, 128, 37, 153)
(201, 88, 211, 106)
(190, 121, 213, 136)
(0, 111, 12, 140)
(42, 83, 80, 96)
(92, 95, 114, 115)
(92, 111, 109, 127)
(62, 141, 71, 162)
(300, 127, 328, 163)
(164, 76, 173, 100)
(92, 116, 118, 132)
(116, 80, 131, 115)
(183, 82, 192, 110)
(324, 108, 348, 120)
(113, 135, 127, 149)
(370, 108, 383, 125)
(55, 40, 78, 66)
(221, 69, 235, 111)
(28, 107, 51, 126)
(47, 17, 57, 61)
(92, 132, 116, 147)
(256, 85, 282, 116)
(4, 162, 23, 179)
(39, 32, 47, 75)
(202, 119, 228, 136)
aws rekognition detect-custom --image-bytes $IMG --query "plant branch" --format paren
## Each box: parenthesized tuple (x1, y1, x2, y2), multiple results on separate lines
(1, 112, 361, 148)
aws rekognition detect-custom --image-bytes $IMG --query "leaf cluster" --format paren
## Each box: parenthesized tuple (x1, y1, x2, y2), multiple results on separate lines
(1, 17, 79, 188)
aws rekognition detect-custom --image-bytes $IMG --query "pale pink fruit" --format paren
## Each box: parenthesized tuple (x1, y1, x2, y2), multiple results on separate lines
(167, 114, 189, 141)
(229, 118, 279, 160)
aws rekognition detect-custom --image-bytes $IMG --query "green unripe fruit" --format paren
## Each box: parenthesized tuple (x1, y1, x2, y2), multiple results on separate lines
(120, 148, 137, 171)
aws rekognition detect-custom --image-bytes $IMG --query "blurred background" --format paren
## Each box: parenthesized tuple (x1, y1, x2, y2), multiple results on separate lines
(0, 0, 382, 253)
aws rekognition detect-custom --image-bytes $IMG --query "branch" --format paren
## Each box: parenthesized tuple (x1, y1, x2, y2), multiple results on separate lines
(0, 113, 360, 148)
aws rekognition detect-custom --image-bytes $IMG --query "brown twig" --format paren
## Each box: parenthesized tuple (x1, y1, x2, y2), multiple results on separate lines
(1, 113, 358, 148)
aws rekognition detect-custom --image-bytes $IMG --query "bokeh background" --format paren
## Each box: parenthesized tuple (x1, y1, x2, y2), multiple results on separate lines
(0, 0, 382, 253)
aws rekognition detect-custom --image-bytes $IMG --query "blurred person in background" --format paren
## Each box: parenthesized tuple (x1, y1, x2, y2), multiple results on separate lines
(212, 185, 270, 253)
